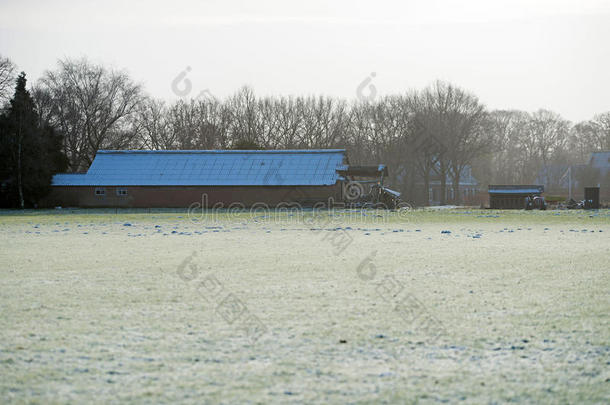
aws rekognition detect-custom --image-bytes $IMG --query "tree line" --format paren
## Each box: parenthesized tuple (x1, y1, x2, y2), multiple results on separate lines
(1, 55, 609, 207)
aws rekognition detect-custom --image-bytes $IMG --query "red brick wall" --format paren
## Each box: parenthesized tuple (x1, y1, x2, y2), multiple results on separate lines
(42, 184, 343, 208)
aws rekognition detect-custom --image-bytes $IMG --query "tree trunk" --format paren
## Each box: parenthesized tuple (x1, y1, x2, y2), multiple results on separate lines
(439, 159, 447, 206)
(453, 170, 461, 205)
(17, 135, 24, 209)
(423, 173, 430, 206)
(402, 158, 415, 204)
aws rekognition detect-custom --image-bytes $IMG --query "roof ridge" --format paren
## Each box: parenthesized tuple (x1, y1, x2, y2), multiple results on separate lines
(97, 149, 346, 154)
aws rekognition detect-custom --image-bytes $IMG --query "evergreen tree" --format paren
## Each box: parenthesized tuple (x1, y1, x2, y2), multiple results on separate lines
(0, 72, 68, 208)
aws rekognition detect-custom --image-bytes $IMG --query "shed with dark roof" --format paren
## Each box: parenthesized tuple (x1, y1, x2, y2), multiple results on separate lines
(488, 185, 544, 209)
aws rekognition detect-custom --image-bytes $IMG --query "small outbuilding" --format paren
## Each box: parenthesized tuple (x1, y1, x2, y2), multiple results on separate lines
(44, 149, 367, 208)
(488, 185, 544, 209)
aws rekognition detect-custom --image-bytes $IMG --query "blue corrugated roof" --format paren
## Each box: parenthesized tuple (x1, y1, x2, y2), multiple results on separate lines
(52, 149, 347, 186)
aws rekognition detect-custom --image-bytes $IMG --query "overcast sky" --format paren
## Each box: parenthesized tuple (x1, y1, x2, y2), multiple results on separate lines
(1, 0, 609, 121)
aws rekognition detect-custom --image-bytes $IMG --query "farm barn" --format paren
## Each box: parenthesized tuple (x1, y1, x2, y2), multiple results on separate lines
(43, 149, 387, 208)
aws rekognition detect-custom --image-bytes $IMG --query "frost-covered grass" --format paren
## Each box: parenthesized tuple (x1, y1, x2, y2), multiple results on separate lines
(0, 209, 609, 403)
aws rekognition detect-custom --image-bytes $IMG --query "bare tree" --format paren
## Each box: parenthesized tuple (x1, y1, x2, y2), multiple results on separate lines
(530, 110, 569, 166)
(445, 93, 489, 204)
(569, 121, 598, 163)
(0, 54, 16, 105)
(38, 58, 143, 171)
(136, 98, 175, 149)
(482, 109, 577, 190)
(372, 96, 411, 191)
(345, 101, 374, 163)
(590, 112, 610, 151)
(167, 98, 230, 149)
(255, 96, 280, 148)
(170, 100, 204, 149)
(567, 112, 609, 167)
(227, 86, 261, 146)
(299, 96, 347, 149)
(272, 96, 304, 148)
(415, 82, 454, 204)
(30, 84, 54, 128)
(478, 110, 529, 186)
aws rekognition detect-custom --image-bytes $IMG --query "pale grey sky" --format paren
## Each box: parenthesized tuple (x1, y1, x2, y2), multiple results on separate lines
(1, 0, 609, 121)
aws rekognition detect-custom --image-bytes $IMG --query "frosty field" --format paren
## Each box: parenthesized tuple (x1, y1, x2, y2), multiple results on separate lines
(0, 208, 609, 404)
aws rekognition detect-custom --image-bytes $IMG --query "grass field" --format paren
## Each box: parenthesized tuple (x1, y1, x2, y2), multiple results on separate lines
(1, 208, 609, 404)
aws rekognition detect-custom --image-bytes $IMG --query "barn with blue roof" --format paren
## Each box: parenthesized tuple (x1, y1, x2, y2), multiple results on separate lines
(44, 149, 359, 208)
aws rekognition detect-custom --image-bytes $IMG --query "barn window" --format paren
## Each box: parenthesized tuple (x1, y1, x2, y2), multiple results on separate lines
(95, 188, 105, 196)
(116, 188, 128, 196)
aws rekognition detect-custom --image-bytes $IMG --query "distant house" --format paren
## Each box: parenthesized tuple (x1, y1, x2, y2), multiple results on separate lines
(535, 151, 610, 200)
(394, 162, 479, 206)
(589, 151, 610, 178)
(44, 149, 356, 208)
(535, 164, 570, 193)
(426, 164, 479, 205)
(588, 151, 610, 201)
